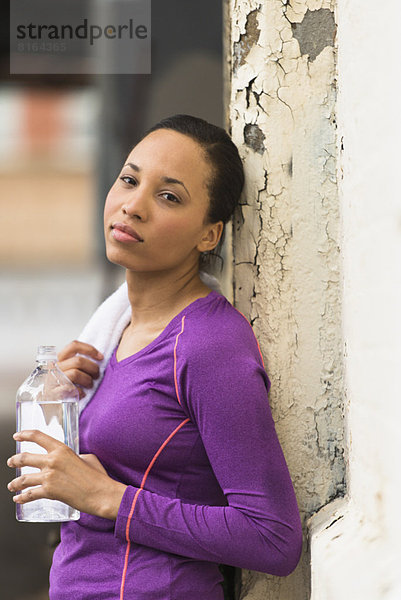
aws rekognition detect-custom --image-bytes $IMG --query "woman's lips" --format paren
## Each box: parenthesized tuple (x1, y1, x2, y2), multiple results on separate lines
(111, 222, 143, 243)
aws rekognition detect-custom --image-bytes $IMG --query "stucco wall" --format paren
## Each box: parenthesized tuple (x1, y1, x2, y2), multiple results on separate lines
(227, 1, 343, 598)
(309, 1, 401, 598)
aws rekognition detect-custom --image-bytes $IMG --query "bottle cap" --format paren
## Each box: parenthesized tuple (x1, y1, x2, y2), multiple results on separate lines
(36, 345, 58, 361)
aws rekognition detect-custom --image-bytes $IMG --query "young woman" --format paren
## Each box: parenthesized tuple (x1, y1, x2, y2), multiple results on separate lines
(7, 115, 302, 599)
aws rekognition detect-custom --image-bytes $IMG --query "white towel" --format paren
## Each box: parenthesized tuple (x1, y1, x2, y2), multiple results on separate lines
(77, 271, 223, 412)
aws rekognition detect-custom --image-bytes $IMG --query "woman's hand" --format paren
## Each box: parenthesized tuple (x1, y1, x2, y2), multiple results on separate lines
(57, 341, 104, 399)
(79, 453, 108, 475)
(7, 430, 127, 520)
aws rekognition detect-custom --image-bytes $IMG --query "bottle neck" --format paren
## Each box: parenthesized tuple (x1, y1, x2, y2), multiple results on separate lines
(36, 345, 58, 369)
(36, 359, 57, 369)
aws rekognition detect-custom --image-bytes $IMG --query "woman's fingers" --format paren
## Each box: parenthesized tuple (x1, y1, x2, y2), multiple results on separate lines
(10, 429, 62, 455)
(8, 472, 42, 492)
(57, 356, 102, 391)
(59, 362, 98, 387)
(77, 387, 86, 400)
(6, 434, 126, 517)
(12, 485, 46, 505)
(56, 341, 104, 396)
(7, 450, 47, 470)
(57, 340, 103, 363)
(61, 354, 101, 378)
(7, 431, 77, 504)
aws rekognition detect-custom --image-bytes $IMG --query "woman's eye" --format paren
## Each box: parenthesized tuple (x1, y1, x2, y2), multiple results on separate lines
(161, 192, 180, 203)
(119, 175, 137, 185)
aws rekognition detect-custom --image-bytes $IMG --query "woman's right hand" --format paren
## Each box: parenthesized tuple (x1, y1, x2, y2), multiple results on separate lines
(57, 341, 104, 399)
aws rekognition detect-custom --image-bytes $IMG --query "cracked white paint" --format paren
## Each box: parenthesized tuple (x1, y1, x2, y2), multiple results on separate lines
(227, 1, 342, 598)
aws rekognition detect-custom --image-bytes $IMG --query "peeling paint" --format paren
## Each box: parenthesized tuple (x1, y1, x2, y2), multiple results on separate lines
(324, 514, 344, 530)
(291, 8, 336, 62)
(233, 8, 261, 74)
(243, 123, 266, 154)
(228, 1, 342, 598)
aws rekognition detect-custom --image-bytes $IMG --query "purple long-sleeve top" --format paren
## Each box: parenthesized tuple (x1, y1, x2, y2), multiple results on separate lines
(49, 289, 302, 599)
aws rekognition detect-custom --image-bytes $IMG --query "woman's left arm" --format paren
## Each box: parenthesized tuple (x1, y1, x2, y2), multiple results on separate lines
(113, 337, 303, 577)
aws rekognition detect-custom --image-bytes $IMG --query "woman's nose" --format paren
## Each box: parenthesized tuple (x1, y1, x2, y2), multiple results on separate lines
(121, 189, 149, 221)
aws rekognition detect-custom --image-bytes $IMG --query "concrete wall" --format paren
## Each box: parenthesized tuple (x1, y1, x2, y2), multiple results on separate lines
(227, 1, 343, 598)
(309, 1, 401, 598)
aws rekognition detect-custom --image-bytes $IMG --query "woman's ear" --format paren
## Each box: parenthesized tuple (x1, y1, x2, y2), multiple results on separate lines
(197, 221, 224, 253)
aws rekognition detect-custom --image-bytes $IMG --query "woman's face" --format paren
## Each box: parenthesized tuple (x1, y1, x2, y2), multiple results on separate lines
(104, 129, 223, 273)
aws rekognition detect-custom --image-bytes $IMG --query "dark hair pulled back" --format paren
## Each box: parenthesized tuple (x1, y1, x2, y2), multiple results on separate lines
(141, 114, 245, 272)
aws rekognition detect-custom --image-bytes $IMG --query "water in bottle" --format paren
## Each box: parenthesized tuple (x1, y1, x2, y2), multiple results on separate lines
(15, 345, 80, 522)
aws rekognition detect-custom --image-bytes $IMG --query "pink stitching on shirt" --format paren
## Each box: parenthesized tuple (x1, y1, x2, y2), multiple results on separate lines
(120, 488, 142, 600)
(119, 417, 190, 600)
(232, 306, 266, 368)
(173, 315, 186, 405)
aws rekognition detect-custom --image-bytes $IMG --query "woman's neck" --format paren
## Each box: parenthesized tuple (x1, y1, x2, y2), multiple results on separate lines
(124, 268, 211, 330)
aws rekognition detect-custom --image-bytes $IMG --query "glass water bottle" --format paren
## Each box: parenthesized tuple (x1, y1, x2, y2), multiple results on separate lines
(15, 345, 80, 522)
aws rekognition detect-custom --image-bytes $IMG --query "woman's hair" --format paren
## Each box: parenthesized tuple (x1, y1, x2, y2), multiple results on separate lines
(139, 114, 245, 272)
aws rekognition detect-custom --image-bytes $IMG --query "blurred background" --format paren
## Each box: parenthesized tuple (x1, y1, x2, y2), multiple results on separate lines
(0, 1, 226, 598)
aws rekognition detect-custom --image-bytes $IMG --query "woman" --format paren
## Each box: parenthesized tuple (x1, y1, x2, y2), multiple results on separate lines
(7, 115, 302, 599)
